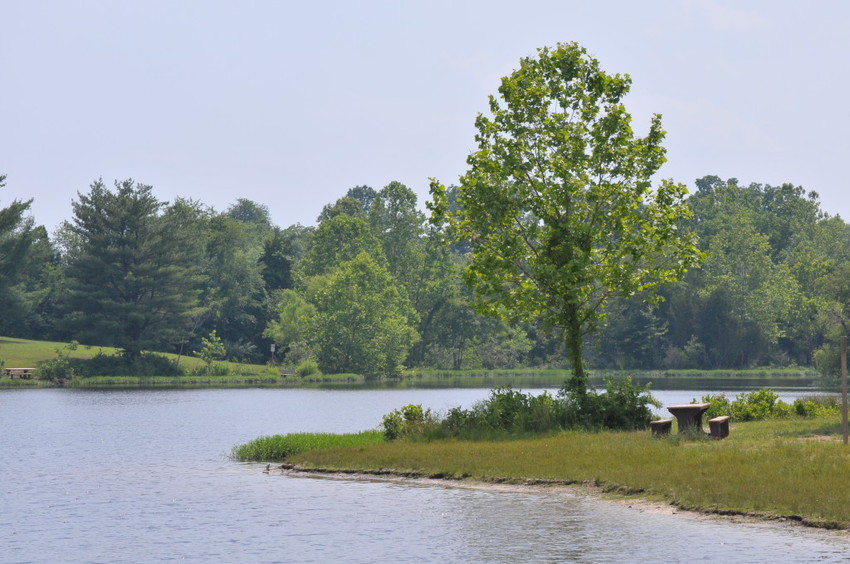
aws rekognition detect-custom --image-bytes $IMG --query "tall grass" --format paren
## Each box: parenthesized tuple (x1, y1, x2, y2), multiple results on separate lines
(288, 416, 850, 529)
(232, 430, 385, 461)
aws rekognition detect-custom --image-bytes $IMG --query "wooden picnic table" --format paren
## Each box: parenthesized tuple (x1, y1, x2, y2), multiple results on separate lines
(4, 367, 37, 379)
(666, 402, 711, 433)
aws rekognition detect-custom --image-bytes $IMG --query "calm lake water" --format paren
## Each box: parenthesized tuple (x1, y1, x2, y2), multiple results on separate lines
(1, 387, 848, 563)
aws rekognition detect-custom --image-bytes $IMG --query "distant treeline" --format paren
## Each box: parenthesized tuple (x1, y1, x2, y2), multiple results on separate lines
(0, 174, 847, 376)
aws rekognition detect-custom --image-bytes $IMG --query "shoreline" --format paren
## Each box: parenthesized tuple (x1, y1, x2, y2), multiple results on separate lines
(264, 463, 850, 535)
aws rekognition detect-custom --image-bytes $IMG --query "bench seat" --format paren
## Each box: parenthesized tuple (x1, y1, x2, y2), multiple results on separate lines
(708, 415, 731, 439)
(650, 418, 673, 437)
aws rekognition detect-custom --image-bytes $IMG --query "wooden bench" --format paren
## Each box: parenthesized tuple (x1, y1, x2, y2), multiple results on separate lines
(4, 368, 37, 379)
(279, 369, 296, 377)
(708, 415, 731, 439)
(650, 418, 673, 437)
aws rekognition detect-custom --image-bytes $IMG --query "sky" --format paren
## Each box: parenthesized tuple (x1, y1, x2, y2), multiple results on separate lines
(2, 0, 848, 233)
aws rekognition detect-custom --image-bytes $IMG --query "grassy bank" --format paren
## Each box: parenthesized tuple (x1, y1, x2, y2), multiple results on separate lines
(404, 368, 821, 389)
(0, 336, 366, 387)
(233, 431, 385, 461)
(278, 416, 850, 530)
(403, 368, 823, 389)
(0, 336, 213, 372)
(0, 335, 824, 389)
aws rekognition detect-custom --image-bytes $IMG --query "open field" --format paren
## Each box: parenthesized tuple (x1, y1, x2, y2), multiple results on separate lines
(0, 336, 209, 371)
(0, 336, 276, 386)
(283, 416, 850, 530)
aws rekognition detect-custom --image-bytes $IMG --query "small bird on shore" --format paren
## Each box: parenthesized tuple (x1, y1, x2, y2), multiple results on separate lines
(263, 464, 270, 474)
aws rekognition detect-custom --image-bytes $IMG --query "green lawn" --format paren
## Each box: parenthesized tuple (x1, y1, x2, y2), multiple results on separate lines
(0, 336, 368, 386)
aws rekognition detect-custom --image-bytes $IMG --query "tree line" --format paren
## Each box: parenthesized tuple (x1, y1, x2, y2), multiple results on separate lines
(0, 172, 846, 376)
(2, 44, 848, 379)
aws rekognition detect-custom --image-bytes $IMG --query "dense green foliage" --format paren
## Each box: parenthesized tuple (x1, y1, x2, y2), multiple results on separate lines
(61, 180, 205, 357)
(381, 378, 659, 439)
(700, 390, 840, 421)
(3, 165, 850, 379)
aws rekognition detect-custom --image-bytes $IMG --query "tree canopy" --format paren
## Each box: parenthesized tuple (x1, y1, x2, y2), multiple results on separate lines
(62, 180, 205, 357)
(430, 42, 701, 390)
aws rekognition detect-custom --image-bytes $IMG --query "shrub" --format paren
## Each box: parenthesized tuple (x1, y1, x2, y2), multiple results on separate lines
(381, 404, 437, 440)
(442, 406, 477, 436)
(193, 331, 228, 375)
(65, 351, 184, 377)
(700, 393, 733, 420)
(700, 389, 807, 422)
(482, 386, 531, 430)
(594, 376, 660, 430)
(793, 395, 841, 417)
(558, 376, 659, 431)
(38, 358, 75, 380)
(383, 377, 660, 441)
(458, 386, 561, 435)
(295, 360, 320, 377)
(731, 389, 783, 421)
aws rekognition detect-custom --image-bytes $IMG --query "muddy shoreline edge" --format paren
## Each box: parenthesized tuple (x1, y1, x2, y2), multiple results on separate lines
(261, 463, 849, 534)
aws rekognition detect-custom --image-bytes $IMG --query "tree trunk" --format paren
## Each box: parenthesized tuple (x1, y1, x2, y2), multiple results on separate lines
(564, 303, 587, 395)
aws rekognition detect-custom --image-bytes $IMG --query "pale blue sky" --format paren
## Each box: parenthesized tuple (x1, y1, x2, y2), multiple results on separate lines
(2, 0, 848, 232)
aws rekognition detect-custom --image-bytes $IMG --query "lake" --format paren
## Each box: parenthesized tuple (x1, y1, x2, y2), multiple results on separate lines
(1, 387, 848, 562)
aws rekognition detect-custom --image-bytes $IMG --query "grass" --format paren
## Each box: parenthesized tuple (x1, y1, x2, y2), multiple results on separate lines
(0, 336, 368, 387)
(280, 415, 850, 529)
(0, 336, 224, 372)
(232, 430, 385, 461)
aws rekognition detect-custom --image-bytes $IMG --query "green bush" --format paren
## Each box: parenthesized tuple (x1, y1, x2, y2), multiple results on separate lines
(732, 389, 784, 421)
(381, 404, 437, 440)
(594, 376, 661, 430)
(482, 386, 532, 430)
(793, 395, 841, 417)
(700, 392, 733, 420)
(699, 389, 823, 422)
(295, 360, 320, 377)
(72, 352, 184, 377)
(38, 358, 75, 380)
(383, 377, 660, 441)
(559, 376, 660, 431)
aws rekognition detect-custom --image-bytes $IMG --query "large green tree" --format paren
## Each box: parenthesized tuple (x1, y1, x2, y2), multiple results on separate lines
(311, 252, 419, 377)
(62, 180, 205, 357)
(430, 42, 701, 390)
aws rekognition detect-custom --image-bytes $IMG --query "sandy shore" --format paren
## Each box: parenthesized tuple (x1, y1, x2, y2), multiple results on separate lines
(259, 463, 848, 534)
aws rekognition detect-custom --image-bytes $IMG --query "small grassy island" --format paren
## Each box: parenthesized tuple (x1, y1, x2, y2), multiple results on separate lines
(234, 388, 850, 531)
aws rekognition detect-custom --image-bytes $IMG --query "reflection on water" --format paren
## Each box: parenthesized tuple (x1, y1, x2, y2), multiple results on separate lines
(0, 388, 848, 562)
